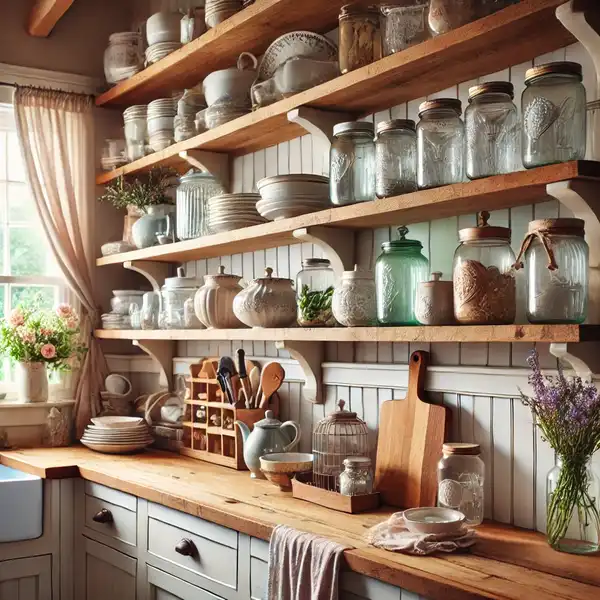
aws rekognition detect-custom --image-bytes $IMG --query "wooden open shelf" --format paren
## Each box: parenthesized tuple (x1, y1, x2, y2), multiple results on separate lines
(96, 0, 573, 184)
(96, 161, 600, 266)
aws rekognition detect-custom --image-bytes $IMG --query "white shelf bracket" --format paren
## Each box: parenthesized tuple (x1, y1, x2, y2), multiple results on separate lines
(292, 226, 355, 278)
(287, 107, 353, 148)
(550, 343, 593, 382)
(179, 150, 230, 192)
(275, 340, 324, 404)
(133, 339, 174, 390)
(124, 260, 169, 293)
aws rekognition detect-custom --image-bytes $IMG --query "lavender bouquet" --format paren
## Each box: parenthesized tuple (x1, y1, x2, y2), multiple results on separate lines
(520, 350, 600, 553)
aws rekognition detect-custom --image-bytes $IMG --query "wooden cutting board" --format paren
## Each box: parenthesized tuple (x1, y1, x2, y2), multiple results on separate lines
(374, 351, 449, 508)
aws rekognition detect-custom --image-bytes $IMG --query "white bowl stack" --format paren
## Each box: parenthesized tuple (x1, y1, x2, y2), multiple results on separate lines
(147, 98, 176, 152)
(207, 193, 266, 233)
(81, 417, 153, 454)
(146, 42, 183, 65)
(145, 12, 182, 64)
(256, 174, 331, 221)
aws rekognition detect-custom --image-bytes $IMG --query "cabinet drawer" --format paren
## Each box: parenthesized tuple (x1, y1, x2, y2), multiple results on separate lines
(250, 557, 268, 600)
(84, 490, 137, 550)
(340, 572, 402, 600)
(147, 565, 226, 600)
(85, 482, 137, 512)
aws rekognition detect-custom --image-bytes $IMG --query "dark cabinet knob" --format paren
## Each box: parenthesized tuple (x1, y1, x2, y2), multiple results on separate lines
(92, 508, 113, 524)
(175, 538, 196, 557)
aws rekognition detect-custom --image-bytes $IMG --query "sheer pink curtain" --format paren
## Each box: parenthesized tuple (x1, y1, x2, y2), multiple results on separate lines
(14, 87, 108, 438)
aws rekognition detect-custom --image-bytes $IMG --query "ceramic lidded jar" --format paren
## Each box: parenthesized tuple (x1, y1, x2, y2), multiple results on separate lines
(194, 265, 245, 329)
(415, 272, 454, 325)
(233, 267, 297, 328)
(332, 265, 376, 327)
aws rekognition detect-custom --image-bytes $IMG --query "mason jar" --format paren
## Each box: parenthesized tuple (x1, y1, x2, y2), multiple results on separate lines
(417, 99, 465, 189)
(466, 81, 519, 179)
(296, 258, 336, 327)
(339, 457, 374, 496)
(330, 121, 376, 205)
(514, 218, 588, 324)
(176, 171, 224, 240)
(375, 119, 417, 197)
(338, 4, 382, 74)
(522, 61, 586, 168)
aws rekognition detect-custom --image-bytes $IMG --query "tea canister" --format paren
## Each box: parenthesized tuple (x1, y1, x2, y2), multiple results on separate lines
(296, 258, 336, 327)
(453, 211, 516, 325)
(375, 226, 429, 325)
(194, 265, 245, 329)
(338, 4, 382, 74)
(176, 171, 224, 240)
(160, 267, 203, 329)
(330, 121, 376, 205)
(233, 267, 297, 328)
(332, 265, 376, 327)
(514, 218, 588, 324)
(415, 272, 454, 325)
(465, 81, 519, 180)
(375, 119, 417, 198)
(417, 99, 465, 189)
(522, 61, 586, 169)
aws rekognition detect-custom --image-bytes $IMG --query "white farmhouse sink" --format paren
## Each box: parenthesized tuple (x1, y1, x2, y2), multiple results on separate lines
(0, 465, 43, 542)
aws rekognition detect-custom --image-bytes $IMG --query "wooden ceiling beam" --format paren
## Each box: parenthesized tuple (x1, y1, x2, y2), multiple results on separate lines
(27, 0, 75, 37)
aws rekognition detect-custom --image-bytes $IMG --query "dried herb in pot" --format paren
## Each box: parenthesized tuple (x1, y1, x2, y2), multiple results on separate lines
(298, 285, 336, 327)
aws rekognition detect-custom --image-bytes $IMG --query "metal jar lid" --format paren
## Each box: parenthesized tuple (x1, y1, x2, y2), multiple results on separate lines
(381, 226, 423, 250)
(527, 218, 585, 237)
(468, 81, 514, 100)
(179, 170, 219, 185)
(343, 456, 372, 468)
(333, 121, 375, 137)
(525, 61, 583, 84)
(458, 211, 511, 243)
(418, 98, 462, 117)
(443, 443, 481, 456)
(376, 119, 416, 136)
(339, 3, 380, 18)
(302, 258, 332, 268)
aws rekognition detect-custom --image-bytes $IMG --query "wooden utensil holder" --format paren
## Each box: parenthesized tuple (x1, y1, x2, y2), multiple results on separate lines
(180, 359, 279, 470)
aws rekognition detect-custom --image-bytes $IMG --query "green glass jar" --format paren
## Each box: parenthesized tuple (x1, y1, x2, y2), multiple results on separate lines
(375, 226, 429, 325)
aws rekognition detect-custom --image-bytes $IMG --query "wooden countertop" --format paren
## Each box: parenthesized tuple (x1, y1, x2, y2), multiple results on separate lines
(1, 447, 598, 600)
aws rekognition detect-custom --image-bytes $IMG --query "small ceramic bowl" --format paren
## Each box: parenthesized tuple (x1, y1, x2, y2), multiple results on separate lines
(402, 507, 466, 535)
(259, 452, 314, 491)
(90, 416, 145, 429)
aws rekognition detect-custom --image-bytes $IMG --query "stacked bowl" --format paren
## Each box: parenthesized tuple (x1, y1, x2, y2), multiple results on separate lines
(256, 174, 331, 221)
(205, 0, 242, 28)
(147, 98, 176, 152)
(146, 12, 182, 64)
(81, 417, 153, 454)
(207, 193, 266, 233)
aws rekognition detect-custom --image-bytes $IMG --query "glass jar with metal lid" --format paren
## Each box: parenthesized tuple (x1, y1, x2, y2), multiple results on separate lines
(522, 61, 586, 169)
(159, 267, 204, 329)
(453, 211, 516, 324)
(339, 456, 374, 496)
(417, 98, 465, 189)
(338, 4, 382, 74)
(375, 226, 429, 325)
(465, 81, 519, 180)
(514, 218, 588, 324)
(176, 171, 224, 240)
(296, 258, 336, 327)
(330, 121, 376, 205)
(437, 443, 485, 526)
(375, 119, 417, 198)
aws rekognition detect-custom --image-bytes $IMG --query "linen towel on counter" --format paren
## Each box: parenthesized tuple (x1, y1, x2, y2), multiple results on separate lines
(366, 512, 477, 556)
(268, 525, 349, 600)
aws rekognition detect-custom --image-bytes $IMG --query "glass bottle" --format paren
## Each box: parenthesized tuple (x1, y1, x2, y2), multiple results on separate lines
(380, 2, 429, 56)
(176, 171, 224, 240)
(465, 81, 519, 179)
(338, 4, 382, 74)
(330, 121, 376, 205)
(514, 218, 588, 324)
(375, 226, 429, 325)
(417, 99, 465, 189)
(296, 258, 336, 327)
(522, 61, 587, 169)
(339, 457, 374, 496)
(375, 119, 417, 198)
(438, 443, 485, 526)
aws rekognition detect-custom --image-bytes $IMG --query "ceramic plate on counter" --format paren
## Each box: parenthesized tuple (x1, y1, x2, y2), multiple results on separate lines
(81, 440, 153, 454)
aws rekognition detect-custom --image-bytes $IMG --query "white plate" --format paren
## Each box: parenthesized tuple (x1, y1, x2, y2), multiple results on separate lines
(258, 205, 324, 221)
(91, 416, 145, 429)
(81, 440, 152, 454)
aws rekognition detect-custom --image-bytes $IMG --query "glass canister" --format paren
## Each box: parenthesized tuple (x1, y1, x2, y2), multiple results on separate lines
(465, 81, 519, 180)
(338, 4, 382, 74)
(123, 105, 147, 162)
(103, 32, 143, 85)
(176, 171, 224, 240)
(380, 2, 430, 56)
(437, 443, 485, 526)
(428, 0, 478, 37)
(330, 121, 376, 205)
(375, 226, 429, 325)
(339, 457, 374, 496)
(514, 218, 588, 324)
(160, 267, 203, 329)
(522, 61, 587, 169)
(375, 119, 417, 198)
(417, 99, 465, 189)
(453, 211, 516, 324)
(296, 258, 336, 327)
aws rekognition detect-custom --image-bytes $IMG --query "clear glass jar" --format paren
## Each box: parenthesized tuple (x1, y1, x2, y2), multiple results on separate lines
(522, 62, 587, 169)
(176, 171, 224, 241)
(428, 0, 478, 37)
(338, 4, 382, 74)
(375, 226, 429, 325)
(381, 2, 429, 56)
(417, 99, 465, 189)
(160, 267, 203, 329)
(515, 218, 589, 324)
(123, 105, 147, 162)
(296, 258, 336, 327)
(339, 456, 374, 496)
(453, 211, 516, 324)
(437, 443, 485, 526)
(375, 119, 417, 198)
(330, 121, 376, 205)
(466, 82, 519, 179)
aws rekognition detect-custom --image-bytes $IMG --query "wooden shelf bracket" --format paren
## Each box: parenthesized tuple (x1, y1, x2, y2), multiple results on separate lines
(124, 260, 170, 292)
(287, 107, 353, 148)
(133, 339, 174, 390)
(549, 343, 593, 381)
(292, 226, 355, 278)
(275, 340, 324, 404)
(179, 150, 230, 192)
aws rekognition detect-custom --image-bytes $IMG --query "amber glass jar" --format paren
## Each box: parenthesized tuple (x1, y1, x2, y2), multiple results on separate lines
(338, 4, 382, 74)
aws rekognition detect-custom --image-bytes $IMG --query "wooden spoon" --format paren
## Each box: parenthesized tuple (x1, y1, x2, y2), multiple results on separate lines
(248, 366, 260, 407)
(259, 362, 285, 409)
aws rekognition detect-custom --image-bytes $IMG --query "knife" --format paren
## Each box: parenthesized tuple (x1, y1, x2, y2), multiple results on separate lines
(237, 348, 253, 408)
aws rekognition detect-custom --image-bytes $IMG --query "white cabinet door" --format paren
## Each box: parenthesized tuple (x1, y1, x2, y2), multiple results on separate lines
(147, 565, 226, 600)
(0, 555, 51, 600)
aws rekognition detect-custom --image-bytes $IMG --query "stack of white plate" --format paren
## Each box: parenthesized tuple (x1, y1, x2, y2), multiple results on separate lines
(147, 98, 176, 152)
(145, 41, 182, 65)
(207, 193, 266, 233)
(81, 417, 153, 454)
(256, 174, 331, 221)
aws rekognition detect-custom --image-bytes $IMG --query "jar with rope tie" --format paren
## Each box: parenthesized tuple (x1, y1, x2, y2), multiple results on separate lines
(514, 218, 588, 324)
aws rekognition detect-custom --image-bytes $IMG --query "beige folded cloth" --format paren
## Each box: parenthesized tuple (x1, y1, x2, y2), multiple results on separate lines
(268, 525, 349, 600)
(366, 512, 477, 555)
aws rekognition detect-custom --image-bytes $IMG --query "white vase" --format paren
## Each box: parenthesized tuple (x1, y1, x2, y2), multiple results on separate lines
(16, 362, 49, 403)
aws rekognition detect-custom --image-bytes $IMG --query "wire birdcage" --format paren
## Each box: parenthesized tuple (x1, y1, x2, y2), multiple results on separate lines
(312, 400, 370, 491)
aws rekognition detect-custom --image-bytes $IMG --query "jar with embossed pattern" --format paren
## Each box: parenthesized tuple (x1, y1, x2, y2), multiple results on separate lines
(375, 119, 417, 197)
